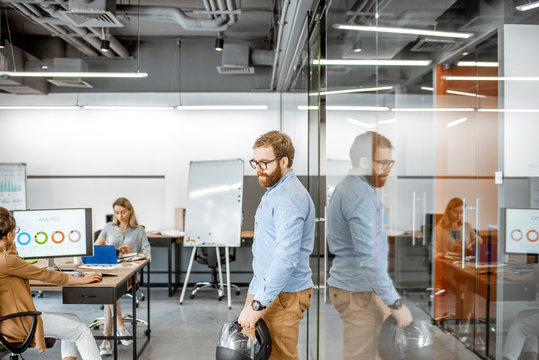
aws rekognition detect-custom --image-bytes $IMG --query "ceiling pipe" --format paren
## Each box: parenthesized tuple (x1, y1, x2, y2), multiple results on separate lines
(7, 2, 99, 57)
(270, 0, 292, 90)
(116, 5, 235, 32)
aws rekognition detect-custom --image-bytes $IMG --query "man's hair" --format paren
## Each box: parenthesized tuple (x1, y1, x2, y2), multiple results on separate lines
(349, 131, 392, 168)
(253, 130, 295, 168)
(112, 197, 140, 228)
(0, 207, 16, 239)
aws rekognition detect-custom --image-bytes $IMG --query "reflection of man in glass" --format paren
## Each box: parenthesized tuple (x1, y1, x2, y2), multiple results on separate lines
(327, 131, 412, 359)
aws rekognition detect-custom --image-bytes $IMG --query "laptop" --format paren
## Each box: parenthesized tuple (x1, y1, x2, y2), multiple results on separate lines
(81, 245, 119, 265)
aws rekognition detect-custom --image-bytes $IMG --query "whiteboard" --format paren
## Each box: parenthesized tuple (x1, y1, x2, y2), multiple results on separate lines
(0, 163, 27, 210)
(184, 159, 243, 247)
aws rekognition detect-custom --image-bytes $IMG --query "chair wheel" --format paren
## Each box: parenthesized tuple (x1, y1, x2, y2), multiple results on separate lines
(145, 329, 151, 336)
(236, 290, 241, 296)
(136, 303, 139, 308)
(218, 296, 224, 301)
(190, 294, 195, 299)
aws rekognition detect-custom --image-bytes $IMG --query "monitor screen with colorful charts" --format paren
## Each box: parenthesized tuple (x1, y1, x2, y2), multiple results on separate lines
(12, 208, 93, 259)
(504, 208, 539, 254)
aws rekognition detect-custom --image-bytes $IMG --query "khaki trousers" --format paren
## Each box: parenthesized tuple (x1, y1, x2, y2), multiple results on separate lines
(329, 287, 391, 360)
(244, 288, 312, 360)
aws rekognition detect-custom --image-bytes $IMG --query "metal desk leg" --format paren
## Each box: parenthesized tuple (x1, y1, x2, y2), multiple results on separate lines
(174, 241, 181, 295)
(132, 273, 137, 360)
(168, 237, 172, 296)
(113, 295, 118, 360)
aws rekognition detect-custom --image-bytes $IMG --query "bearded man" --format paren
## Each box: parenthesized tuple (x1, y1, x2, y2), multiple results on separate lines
(238, 130, 315, 360)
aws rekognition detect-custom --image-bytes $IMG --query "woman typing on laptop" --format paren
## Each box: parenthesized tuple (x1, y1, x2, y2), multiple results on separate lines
(94, 197, 151, 356)
(0, 207, 103, 360)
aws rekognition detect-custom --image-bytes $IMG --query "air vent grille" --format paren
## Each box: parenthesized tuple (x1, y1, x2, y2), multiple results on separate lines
(47, 79, 94, 88)
(216, 66, 255, 75)
(59, 11, 123, 27)
(411, 38, 459, 52)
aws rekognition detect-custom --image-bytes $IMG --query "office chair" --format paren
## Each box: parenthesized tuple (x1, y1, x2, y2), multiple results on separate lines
(0, 311, 56, 360)
(191, 247, 241, 300)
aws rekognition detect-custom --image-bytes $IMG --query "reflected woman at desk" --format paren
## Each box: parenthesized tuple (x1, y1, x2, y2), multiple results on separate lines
(0, 207, 103, 360)
(94, 197, 151, 356)
(435, 197, 482, 258)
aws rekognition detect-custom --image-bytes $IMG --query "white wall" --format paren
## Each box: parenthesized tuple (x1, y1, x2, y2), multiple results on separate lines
(0, 92, 312, 231)
(504, 24, 539, 177)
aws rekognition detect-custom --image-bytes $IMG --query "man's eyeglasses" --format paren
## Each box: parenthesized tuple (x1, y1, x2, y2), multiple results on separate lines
(373, 159, 395, 169)
(249, 158, 280, 170)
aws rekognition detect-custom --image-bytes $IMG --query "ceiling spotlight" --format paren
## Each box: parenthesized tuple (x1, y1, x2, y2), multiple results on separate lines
(215, 37, 224, 52)
(100, 40, 110, 53)
(353, 38, 362, 53)
(516, 1, 539, 11)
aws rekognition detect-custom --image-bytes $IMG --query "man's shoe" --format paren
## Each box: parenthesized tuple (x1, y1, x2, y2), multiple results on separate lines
(99, 340, 112, 356)
(117, 325, 133, 346)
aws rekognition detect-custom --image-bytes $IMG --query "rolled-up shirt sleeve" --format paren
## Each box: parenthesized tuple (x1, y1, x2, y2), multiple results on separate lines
(254, 196, 307, 306)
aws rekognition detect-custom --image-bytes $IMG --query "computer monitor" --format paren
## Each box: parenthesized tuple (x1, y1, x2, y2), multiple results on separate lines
(504, 208, 539, 254)
(12, 208, 93, 263)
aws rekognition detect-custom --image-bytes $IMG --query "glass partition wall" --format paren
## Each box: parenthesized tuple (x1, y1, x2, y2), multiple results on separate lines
(289, 1, 539, 359)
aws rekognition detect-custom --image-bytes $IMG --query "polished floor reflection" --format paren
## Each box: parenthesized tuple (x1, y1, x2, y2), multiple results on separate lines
(4, 287, 483, 360)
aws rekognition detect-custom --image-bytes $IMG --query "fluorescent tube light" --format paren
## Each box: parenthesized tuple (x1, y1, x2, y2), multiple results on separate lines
(444, 76, 539, 81)
(446, 117, 468, 128)
(334, 24, 472, 39)
(176, 105, 268, 110)
(313, 59, 431, 66)
(478, 108, 539, 113)
(456, 61, 499, 67)
(297, 105, 389, 111)
(516, 1, 539, 11)
(328, 106, 390, 111)
(0, 105, 80, 110)
(346, 118, 376, 128)
(377, 119, 397, 125)
(83, 105, 174, 111)
(309, 86, 393, 96)
(392, 107, 475, 112)
(0, 71, 148, 78)
(421, 86, 434, 91)
(446, 89, 486, 98)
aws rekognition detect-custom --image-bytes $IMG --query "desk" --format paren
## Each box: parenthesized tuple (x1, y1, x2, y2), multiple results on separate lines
(32, 259, 151, 360)
(147, 233, 182, 297)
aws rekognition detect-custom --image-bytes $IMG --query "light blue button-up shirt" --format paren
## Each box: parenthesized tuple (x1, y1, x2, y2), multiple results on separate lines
(249, 170, 315, 306)
(327, 171, 400, 305)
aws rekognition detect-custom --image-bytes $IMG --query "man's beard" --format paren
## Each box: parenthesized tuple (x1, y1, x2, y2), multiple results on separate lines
(257, 163, 284, 188)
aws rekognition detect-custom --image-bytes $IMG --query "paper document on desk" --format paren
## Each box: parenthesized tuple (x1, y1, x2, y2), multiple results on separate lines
(119, 253, 147, 261)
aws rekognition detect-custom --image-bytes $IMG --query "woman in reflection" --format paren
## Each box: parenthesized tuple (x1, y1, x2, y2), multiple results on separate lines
(435, 197, 481, 257)
(94, 197, 151, 356)
(0, 207, 102, 360)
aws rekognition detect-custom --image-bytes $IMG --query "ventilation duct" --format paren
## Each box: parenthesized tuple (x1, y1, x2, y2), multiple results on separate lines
(217, 43, 254, 75)
(46, 58, 93, 89)
(59, 0, 122, 27)
(0, 42, 47, 95)
(411, 38, 461, 52)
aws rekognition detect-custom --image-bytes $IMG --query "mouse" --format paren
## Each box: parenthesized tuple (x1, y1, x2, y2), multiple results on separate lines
(69, 271, 85, 277)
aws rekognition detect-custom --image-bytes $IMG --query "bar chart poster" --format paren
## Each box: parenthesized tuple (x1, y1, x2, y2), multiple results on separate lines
(0, 163, 27, 210)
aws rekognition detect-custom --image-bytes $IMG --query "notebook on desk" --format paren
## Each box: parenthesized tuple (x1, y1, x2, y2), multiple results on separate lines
(81, 245, 118, 265)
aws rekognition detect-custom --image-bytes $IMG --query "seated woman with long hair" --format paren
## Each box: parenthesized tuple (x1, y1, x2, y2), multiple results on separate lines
(0, 207, 102, 360)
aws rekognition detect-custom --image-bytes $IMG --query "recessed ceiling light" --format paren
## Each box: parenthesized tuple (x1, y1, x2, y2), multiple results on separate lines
(444, 76, 539, 81)
(313, 59, 431, 66)
(446, 117, 468, 128)
(334, 24, 472, 39)
(309, 86, 393, 96)
(516, 1, 539, 11)
(456, 61, 499, 67)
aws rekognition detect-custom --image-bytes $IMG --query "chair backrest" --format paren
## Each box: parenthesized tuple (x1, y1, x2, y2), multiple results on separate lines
(0, 311, 41, 355)
(195, 247, 236, 268)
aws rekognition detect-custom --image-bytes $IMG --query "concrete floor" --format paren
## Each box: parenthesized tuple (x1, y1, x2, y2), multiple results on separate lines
(3, 287, 481, 360)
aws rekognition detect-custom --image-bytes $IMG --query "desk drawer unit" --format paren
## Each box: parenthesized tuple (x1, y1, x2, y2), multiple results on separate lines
(63, 284, 127, 304)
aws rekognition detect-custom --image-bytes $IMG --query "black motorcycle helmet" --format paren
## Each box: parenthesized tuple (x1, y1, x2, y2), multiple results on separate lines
(216, 318, 271, 360)
(378, 315, 432, 360)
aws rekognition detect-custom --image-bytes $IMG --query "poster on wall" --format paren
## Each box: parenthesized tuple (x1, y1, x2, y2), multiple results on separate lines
(531, 177, 539, 209)
(0, 163, 27, 211)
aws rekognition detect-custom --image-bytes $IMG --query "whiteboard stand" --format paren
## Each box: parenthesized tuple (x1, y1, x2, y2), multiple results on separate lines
(179, 246, 231, 308)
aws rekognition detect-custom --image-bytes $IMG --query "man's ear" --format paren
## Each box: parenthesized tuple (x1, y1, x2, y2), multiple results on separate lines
(281, 156, 289, 168)
(359, 156, 370, 169)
